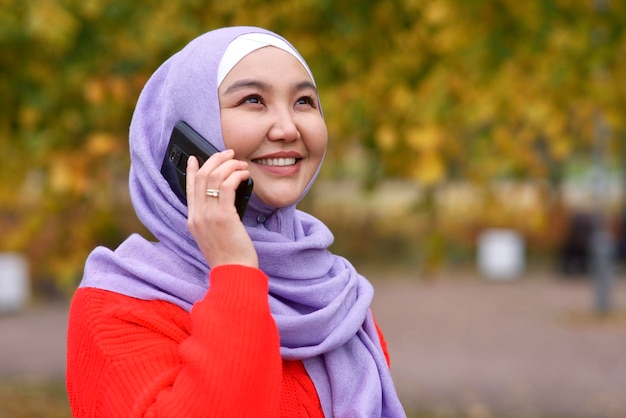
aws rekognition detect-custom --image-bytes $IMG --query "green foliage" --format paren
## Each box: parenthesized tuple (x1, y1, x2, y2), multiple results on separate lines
(1, 0, 625, 290)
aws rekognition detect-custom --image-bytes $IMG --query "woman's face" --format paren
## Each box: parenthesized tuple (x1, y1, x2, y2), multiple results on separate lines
(218, 46, 327, 209)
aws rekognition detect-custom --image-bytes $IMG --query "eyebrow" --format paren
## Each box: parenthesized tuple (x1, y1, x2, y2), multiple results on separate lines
(222, 79, 318, 96)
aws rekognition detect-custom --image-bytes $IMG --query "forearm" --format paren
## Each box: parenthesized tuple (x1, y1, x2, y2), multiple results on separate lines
(150, 265, 282, 417)
(67, 265, 282, 418)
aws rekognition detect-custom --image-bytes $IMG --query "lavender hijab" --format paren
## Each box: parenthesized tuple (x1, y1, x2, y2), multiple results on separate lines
(80, 26, 405, 417)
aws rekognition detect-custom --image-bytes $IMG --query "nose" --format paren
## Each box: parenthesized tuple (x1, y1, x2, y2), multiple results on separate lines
(267, 108, 299, 142)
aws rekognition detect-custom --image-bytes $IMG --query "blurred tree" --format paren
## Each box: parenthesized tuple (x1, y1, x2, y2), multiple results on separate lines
(1, 0, 625, 289)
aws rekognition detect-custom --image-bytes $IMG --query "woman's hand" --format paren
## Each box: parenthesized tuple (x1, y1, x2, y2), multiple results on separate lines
(186, 150, 258, 269)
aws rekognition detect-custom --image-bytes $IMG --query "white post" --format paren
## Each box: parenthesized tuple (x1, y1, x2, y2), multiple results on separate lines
(0, 253, 30, 313)
(477, 229, 525, 280)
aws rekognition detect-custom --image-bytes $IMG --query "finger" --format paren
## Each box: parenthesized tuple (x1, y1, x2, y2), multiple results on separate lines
(214, 169, 251, 214)
(193, 150, 236, 199)
(194, 155, 247, 201)
(186, 155, 200, 211)
(196, 149, 236, 176)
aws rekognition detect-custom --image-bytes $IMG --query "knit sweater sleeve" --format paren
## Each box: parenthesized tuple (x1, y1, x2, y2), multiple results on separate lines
(66, 264, 282, 418)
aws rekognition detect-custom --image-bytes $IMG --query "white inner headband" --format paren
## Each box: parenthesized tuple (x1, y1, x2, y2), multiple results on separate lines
(217, 33, 314, 87)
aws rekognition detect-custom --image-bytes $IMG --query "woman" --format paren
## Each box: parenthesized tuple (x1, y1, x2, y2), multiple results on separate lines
(66, 26, 406, 417)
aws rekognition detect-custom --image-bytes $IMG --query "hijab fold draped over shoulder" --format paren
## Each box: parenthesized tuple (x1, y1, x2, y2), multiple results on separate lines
(80, 26, 405, 417)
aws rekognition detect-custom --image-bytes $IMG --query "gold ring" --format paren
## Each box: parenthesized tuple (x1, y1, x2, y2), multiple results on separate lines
(205, 188, 220, 198)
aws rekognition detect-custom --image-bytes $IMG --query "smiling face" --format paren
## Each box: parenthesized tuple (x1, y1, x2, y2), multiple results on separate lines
(218, 46, 327, 209)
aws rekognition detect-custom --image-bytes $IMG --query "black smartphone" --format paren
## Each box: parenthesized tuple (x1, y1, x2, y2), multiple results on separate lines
(160, 120, 253, 219)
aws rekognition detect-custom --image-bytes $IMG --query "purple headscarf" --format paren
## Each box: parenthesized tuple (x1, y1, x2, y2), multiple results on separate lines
(80, 26, 405, 417)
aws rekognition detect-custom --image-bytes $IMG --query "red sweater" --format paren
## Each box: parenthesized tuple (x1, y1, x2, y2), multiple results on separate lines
(66, 264, 390, 417)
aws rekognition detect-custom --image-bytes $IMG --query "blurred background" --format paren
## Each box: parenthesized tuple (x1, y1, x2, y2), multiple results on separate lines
(1, 0, 625, 417)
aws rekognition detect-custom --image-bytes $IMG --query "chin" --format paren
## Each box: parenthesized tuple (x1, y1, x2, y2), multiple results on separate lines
(256, 192, 300, 209)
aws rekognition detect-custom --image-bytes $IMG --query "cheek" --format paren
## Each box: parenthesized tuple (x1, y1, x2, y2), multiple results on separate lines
(309, 123, 328, 161)
(220, 118, 238, 149)
(221, 118, 256, 156)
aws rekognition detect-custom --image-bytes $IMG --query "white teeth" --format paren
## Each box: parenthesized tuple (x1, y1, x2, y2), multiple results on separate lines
(256, 157, 296, 166)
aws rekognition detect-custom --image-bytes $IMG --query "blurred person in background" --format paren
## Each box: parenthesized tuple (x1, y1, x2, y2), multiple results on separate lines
(66, 26, 405, 417)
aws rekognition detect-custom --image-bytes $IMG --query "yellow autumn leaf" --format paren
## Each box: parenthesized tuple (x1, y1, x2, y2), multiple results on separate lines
(49, 152, 91, 195)
(549, 136, 572, 161)
(493, 125, 512, 147)
(26, 0, 78, 50)
(109, 77, 131, 102)
(411, 152, 446, 187)
(524, 99, 551, 128)
(390, 86, 414, 113)
(18, 107, 41, 129)
(544, 113, 565, 138)
(77, 0, 104, 19)
(406, 125, 443, 153)
(84, 78, 105, 105)
(376, 125, 397, 151)
(423, 0, 451, 25)
(86, 132, 120, 156)
(49, 156, 72, 194)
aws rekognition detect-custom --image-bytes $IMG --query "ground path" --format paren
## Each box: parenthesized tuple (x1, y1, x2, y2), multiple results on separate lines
(369, 268, 626, 418)
(1, 270, 625, 417)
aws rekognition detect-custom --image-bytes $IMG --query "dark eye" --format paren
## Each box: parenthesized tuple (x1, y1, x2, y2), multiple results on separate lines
(240, 95, 263, 105)
(296, 96, 315, 107)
